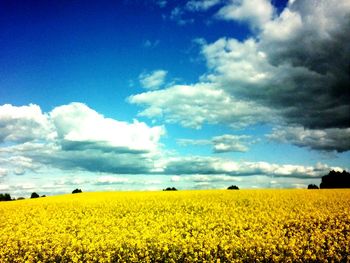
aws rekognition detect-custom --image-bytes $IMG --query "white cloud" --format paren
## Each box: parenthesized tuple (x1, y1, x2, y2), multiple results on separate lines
(139, 70, 168, 90)
(178, 134, 251, 153)
(0, 156, 42, 175)
(0, 104, 56, 143)
(14, 182, 36, 190)
(267, 126, 350, 153)
(0, 168, 8, 177)
(0, 184, 10, 191)
(201, 38, 273, 86)
(190, 174, 242, 182)
(95, 176, 129, 185)
(14, 168, 25, 175)
(9, 156, 40, 170)
(185, 0, 221, 11)
(216, 0, 275, 30)
(129, 83, 275, 129)
(291, 183, 308, 189)
(171, 175, 181, 182)
(262, 8, 302, 41)
(212, 134, 250, 152)
(177, 139, 210, 146)
(50, 102, 164, 153)
(163, 156, 343, 179)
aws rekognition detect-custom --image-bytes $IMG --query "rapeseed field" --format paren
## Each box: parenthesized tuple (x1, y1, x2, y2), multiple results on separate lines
(1, 190, 349, 262)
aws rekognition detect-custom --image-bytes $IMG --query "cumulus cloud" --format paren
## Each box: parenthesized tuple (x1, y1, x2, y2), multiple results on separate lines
(0, 103, 165, 175)
(212, 134, 250, 152)
(257, 0, 350, 129)
(199, 36, 347, 131)
(139, 70, 168, 90)
(0, 104, 56, 143)
(51, 103, 164, 153)
(216, 0, 275, 30)
(5, 156, 41, 175)
(129, 83, 276, 129)
(267, 126, 350, 153)
(178, 134, 251, 152)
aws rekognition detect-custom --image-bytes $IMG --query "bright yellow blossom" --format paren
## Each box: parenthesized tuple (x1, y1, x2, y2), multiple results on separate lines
(0, 189, 349, 262)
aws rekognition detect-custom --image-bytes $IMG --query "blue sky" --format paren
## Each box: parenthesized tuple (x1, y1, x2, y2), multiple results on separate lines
(0, 0, 349, 197)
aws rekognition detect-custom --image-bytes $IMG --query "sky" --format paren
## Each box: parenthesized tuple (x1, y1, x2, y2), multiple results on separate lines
(0, 0, 349, 197)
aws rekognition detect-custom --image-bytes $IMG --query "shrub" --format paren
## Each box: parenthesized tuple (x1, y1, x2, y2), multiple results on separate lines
(72, 189, 82, 194)
(227, 185, 239, 190)
(307, 184, 319, 189)
(163, 187, 177, 191)
(30, 192, 39, 199)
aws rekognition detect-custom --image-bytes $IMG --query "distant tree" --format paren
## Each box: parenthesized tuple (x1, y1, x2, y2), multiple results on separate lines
(72, 189, 82, 194)
(227, 185, 239, 190)
(41, 195, 46, 197)
(30, 192, 39, 199)
(17, 197, 25, 200)
(307, 184, 319, 189)
(163, 187, 177, 191)
(0, 193, 12, 201)
(320, 170, 350, 189)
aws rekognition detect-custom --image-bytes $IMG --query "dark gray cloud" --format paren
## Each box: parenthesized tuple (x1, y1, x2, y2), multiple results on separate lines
(258, 0, 350, 129)
(267, 126, 350, 152)
(60, 140, 149, 154)
(29, 150, 155, 175)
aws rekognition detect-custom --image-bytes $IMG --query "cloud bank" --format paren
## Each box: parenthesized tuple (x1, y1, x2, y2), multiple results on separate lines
(1, 103, 344, 182)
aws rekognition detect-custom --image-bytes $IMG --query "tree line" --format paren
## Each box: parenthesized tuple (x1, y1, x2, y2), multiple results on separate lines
(0, 188, 83, 202)
(308, 170, 350, 189)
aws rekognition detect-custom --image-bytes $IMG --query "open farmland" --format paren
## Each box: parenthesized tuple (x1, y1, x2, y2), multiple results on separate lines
(1, 190, 350, 262)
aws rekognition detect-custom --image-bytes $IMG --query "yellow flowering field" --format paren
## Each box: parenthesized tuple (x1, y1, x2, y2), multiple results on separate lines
(1, 190, 349, 262)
